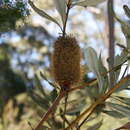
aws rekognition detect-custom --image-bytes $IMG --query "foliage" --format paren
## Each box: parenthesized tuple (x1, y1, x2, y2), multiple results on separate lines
(0, 0, 29, 32)
(27, 0, 130, 129)
(0, 0, 130, 130)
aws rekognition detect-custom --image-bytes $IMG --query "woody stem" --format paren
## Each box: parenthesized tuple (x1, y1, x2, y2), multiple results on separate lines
(34, 90, 66, 130)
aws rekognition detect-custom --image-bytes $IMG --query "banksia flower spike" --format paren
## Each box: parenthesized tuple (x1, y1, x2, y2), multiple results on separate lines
(52, 35, 81, 90)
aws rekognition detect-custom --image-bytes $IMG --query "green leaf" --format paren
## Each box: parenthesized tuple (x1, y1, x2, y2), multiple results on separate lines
(103, 110, 125, 118)
(87, 120, 102, 130)
(115, 96, 130, 106)
(84, 47, 108, 94)
(114, 51, 127, 82)
(28, 90, 50, 109)
(34, 73, 47, 97)
(72, 0, 106, 7)
(107, 102, 130, 119)
(49, 89, 58, 102)
(40, 71, 58, 89)
(84, 47, 102, 93)
(86, 85, 100, 99)
(29, 0, 61, 29)
(121, 24, 130, 49)
(39, 125, 50, 130)
(84, 47, 99, 75)
(53, 0, 66, 25)
(123, 5, 130, 18)
(66, 103, 85, 116)
(114, 56, 122, 81)
(98, 53, 108, 93)
(114, 13, 130, 49)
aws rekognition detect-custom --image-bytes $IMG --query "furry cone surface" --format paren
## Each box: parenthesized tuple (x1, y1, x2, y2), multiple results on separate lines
(52, 36, 81, 89)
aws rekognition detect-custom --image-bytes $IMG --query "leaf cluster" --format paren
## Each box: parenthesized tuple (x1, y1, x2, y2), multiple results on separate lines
(24, 0, 130, 129)
(0, 0, 29, 32)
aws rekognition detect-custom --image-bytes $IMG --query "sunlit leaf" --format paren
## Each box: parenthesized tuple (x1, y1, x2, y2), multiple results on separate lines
(72, 0, 106, 7)
(115, 96, 130, 106)
(66, 109, 80, 116)
(40, 125, 50, 130)
(28, 90, 50, 109)
(53, 0, 66, 25)
(29, 0, 61, 29)
(107, 102, 130, 119)
(87, 120, 102, 130)
(103, 110, 125, 118)
(66, 103, 85, 116)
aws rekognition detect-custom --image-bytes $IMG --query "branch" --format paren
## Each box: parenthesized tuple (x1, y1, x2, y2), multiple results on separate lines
(34, 90, 66, 130)
(107, 0, 115, 88)
(66, 74, 130, 130)
(62, 0, 72, 36)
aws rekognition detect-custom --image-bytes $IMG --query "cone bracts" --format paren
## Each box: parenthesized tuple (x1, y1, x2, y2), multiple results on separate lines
(52, 36, 81, 89)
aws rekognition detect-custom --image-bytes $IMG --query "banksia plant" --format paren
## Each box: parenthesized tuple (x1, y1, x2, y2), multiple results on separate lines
(52, 36, 81, 89)
(28, 0, 130, 130)
(29, 0, 83, 129)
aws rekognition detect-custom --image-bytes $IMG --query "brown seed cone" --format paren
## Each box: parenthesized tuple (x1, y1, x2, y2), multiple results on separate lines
(52, 36, 81, 89)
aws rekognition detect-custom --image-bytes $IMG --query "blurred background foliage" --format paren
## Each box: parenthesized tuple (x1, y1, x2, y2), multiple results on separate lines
(0, 0, 130, 130)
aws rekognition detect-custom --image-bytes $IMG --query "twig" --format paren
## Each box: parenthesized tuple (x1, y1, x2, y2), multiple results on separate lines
(68, 78, 97, 92)
(28, 121, 34, 130)
(62, 0, 72, 37)
(40, 71, 60, 90)
(34, 90, 66, 130)
(66, 74, 130, 130)
(61, 110, 70, 126)
(35, 73, 47, 97)
(63, 93, 69, 129)
(78, 115, 88, 128)
(116, 43, 126, 49)
(107, 0, 115, 88)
